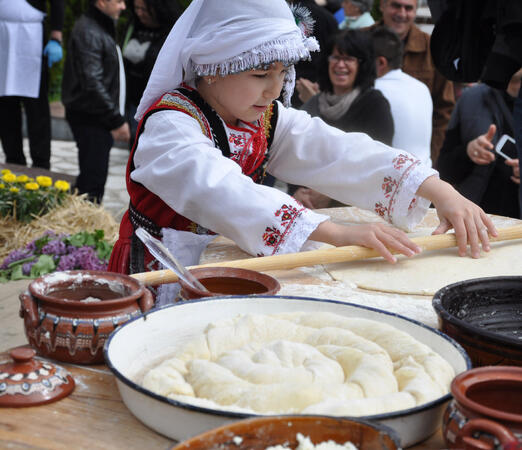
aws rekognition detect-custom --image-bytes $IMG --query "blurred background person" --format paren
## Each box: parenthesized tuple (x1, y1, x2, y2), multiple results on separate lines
(0, 0, 64, 169)
(339, 0, 374, 30)
(372, 26, 432, 166)
(377, 0, 454, 165)
(62, 0, 129, 204)
(437, 75, 521, 219)
(122, 0, 183, 146)
(292, 29, 394, 208)
(289, 0, 338, 109)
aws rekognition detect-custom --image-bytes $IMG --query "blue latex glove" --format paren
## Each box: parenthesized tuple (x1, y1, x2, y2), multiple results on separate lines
(43, 40, 63, 68)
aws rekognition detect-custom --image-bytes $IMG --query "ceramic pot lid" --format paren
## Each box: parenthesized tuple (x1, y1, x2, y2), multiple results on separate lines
(0, 347, 75, 407)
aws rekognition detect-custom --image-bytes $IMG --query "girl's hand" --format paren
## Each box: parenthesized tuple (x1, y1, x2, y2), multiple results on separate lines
(505, 158, 520, 184)
(466, 124, 497, 165)
(417, 177, 497, 258)
(309, 221, 422, 264)
(293, 187, 331, 209)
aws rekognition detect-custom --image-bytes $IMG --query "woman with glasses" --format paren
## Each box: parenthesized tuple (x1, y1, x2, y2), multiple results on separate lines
(292, 29, 394, 208)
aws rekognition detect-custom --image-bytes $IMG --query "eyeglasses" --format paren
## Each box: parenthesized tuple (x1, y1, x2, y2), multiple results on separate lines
(328, 55, 359, 65)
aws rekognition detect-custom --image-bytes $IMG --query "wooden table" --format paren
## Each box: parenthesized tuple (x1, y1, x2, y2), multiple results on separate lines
(9, 206, 510, 448)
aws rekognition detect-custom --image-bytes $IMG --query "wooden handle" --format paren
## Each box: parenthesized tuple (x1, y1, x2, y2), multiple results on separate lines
(131, 225, 522, 286)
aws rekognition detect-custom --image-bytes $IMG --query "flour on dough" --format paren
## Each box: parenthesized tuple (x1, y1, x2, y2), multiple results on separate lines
(141, 311, 454, 416)
(325, 239, 522, 296)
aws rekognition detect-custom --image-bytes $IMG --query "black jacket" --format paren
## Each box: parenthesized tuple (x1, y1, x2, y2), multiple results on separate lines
(301, 88, 394, 145)
(437, 84, 519, 218)
(62, 5, 125, 130)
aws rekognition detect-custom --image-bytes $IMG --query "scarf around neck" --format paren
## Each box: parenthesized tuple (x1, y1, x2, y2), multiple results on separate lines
(318, 87, 361, 122)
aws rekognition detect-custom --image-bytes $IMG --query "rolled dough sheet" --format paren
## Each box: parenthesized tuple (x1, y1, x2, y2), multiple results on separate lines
(324, 238, 522, 296)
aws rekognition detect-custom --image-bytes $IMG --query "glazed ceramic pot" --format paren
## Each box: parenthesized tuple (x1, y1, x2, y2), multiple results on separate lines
(433, 276, 522, 367)
(173, 415, 401, 450)
(443, 366, 522, 449)
(178, 267, 280, 300)
(19, 270, 154, 365)
(0, 347, 75, 407)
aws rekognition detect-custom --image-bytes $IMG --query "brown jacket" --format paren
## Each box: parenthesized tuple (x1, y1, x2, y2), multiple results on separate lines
(401, 24, 455, 163)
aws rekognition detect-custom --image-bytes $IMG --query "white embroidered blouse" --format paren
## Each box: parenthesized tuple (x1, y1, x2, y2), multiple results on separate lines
(131, 101, 437, 258)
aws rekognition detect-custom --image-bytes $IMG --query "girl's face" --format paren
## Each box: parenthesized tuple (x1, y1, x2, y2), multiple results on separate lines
(328, 47, 359, 95)
(200, 62, 288, 126)
(342, 0, 362, 17)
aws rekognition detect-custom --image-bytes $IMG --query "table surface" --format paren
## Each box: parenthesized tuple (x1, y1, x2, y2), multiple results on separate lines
(4, 207, 519, 449)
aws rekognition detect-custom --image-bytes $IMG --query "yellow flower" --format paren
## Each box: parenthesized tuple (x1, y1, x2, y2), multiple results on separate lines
(54, 180, 70, 191)
(9, 187, 19, 193)
(36, 175, 52, 187)
(2, 172, 16, 183)
(16, 174, 29, 183)
(0, 183, 4, 189)
(1, 169, 11, 175)
(25, 182, 39, 191)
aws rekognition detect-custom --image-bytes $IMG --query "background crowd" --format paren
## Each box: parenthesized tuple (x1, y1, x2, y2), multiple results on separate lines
(1, 0, 521, 219)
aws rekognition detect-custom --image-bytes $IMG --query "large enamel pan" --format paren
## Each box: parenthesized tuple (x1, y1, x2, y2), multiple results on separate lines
(104, 296, 471, 447)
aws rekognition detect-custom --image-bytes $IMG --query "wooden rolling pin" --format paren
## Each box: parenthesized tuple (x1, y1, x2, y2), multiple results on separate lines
(130, 225, 522, 286)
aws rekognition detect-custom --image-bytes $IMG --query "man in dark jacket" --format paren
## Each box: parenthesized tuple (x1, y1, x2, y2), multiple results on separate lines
(0, 0, 64, 169)
(62, 0, 129, 203)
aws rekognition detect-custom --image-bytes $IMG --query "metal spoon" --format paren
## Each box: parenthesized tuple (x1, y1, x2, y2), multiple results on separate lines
(135, 227, 210, 293)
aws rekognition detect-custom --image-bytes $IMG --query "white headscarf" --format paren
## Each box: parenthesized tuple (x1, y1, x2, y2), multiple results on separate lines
(135, 0, 319, 120)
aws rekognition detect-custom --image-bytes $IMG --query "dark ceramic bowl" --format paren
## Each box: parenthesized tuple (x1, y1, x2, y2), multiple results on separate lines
(178, 267, 280, 300)
(172, 415, 401, 450)
(433, 276, 522, 367)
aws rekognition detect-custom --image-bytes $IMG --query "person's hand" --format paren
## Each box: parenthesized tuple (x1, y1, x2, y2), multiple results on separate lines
(309, 221, 422, 264)
(417, 176, 497, 258)
(293, 187, 331, 209)
(43, 40, 63, 68)
(466, 124, 496, 165)
(505, 158, 520, 184)
(295, 78, 320, 104)
(111, 122, 131, 143)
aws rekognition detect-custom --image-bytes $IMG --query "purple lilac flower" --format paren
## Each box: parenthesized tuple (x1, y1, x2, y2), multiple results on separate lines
(22, 260, 37, 275)
(75, 246, 106, 270)
(1, 249, 33, 269)
(57, 253, 77, 271)
(41, 239, 67, 256)
(25, 240, 37, 252)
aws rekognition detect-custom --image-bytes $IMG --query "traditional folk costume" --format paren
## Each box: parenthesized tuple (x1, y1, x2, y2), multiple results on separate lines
(109, 0, 437, 304)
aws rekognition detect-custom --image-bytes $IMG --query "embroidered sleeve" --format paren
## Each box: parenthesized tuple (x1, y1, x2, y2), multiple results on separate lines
(267, 104, 437, 232)
(131, 110, 329, 257)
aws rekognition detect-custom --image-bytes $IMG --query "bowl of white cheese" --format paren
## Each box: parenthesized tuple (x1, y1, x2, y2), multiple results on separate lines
(171, 415, 400, 449)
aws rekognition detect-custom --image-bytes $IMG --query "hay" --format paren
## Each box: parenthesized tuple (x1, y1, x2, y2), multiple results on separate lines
(0, 195, 119, 262)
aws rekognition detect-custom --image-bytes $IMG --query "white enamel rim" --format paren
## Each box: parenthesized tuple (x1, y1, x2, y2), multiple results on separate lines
(104, 295, 471, 422)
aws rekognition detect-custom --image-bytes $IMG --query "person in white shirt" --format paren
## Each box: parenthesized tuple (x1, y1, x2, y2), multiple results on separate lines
(373, 26, 433, 167)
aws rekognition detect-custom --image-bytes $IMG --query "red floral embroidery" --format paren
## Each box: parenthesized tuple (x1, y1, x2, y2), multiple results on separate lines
(374, 202, 387, 218)
(229, 133, 247, 147)
(392, 153, 416, 170)
(381, 176, 398, 198)
(262, 204, 305, 253)
(408, 197, 417, 211)
(262, 226, 283, 248)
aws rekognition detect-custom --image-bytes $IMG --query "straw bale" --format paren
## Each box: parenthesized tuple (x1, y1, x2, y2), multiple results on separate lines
(0, 195, 118, 261)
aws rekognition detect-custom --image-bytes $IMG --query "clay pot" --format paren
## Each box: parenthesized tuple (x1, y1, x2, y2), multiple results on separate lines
(178, 267, 280, 300)
(0, 347, 75, 407)
(19, 270, 154, 365)
(443, 366, 522, 449)
(173, 415, 400, 449)
(432, 276, 522, 367)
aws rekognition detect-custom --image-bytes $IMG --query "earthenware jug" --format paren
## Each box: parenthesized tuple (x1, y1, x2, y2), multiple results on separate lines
(19, 270, 154, 364)
(443, 366, 522, 449)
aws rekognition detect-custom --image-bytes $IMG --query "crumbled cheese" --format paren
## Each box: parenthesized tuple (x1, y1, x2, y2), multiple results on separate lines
(265, 433, 357, 450)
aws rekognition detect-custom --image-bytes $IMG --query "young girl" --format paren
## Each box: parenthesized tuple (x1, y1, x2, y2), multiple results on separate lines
(109, 0, 496, 302)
